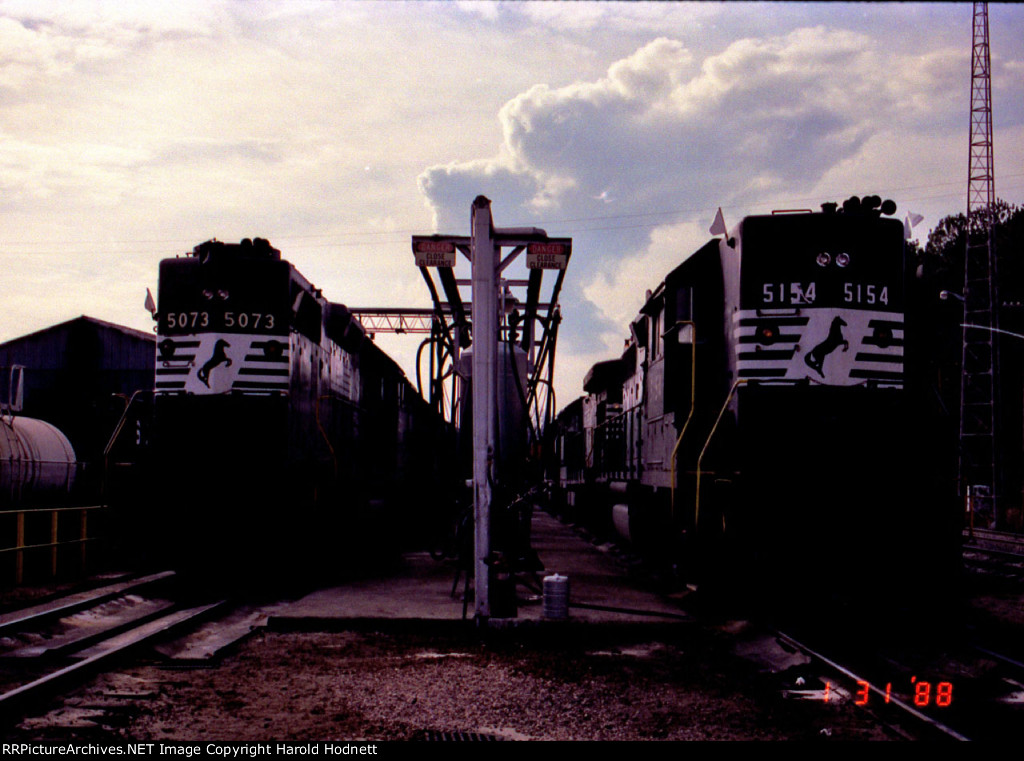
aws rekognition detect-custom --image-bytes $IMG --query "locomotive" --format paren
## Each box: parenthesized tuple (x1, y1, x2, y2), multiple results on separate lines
(547, 197, 959, 606)
(149, 238, 451, 582)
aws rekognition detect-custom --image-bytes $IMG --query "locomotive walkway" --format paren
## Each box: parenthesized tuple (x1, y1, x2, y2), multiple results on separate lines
(269, 510, 691, 628)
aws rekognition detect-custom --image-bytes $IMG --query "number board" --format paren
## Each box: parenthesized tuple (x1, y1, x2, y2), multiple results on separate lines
(739, 214, 904, 311)
(158, 258, 291, 336)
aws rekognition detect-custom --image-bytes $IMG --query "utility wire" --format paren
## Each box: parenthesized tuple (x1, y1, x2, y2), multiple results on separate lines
(2, 174, 1022, 254)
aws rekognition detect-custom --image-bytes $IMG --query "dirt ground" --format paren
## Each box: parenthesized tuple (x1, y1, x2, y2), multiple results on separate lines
(7, 551, 1022, 743)
(11, 621, 900, 742)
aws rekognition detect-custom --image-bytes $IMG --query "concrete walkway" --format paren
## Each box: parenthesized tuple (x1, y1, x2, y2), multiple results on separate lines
(270, 509, 691, 627)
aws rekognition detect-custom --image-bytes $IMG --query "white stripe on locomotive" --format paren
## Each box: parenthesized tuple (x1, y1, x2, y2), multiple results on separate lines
(732, 308, 904, 387)
(155, 332, 290, 394)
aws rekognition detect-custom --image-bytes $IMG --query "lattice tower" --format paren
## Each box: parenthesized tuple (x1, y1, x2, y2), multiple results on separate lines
(959, 1, 1000, 524)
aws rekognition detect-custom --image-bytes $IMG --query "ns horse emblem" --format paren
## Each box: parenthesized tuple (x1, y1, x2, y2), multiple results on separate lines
(804, 317, 849, 378)
(197, 339, 232, 388)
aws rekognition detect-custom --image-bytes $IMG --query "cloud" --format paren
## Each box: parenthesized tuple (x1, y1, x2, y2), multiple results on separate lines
(582, 219, 707, 346)
(497, 29, 892, 208)
(416, 158, 542, 232)
(420, 27, 966, 233)
(417, 25, 973, 402)
(2, 3, 1019, 413)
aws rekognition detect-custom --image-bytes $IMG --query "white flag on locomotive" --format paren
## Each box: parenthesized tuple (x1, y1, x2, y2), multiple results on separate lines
(710, 208, 727, 237)
(904, 212, 924, 239)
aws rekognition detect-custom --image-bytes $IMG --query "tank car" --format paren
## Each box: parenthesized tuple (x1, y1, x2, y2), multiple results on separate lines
(149, 238, 450, 583)
(0, 415, 77, 507)
(549, 197, 959, 606)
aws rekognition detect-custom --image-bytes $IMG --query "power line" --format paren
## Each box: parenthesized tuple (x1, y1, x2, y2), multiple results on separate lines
(1, 173, 1023, 253)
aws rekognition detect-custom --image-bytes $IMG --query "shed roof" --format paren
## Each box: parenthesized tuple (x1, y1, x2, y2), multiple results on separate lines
(0, 315, 154, 349)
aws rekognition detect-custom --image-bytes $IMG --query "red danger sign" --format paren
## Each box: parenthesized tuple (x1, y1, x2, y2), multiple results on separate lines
(415, 240, 456, 254)
(413, 239, 457, 268)
(527, 242, 569, 270)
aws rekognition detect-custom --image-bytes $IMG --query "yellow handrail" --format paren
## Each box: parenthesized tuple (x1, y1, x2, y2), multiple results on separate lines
(694, 379, 747, 529)
(1, 505, 102, 584)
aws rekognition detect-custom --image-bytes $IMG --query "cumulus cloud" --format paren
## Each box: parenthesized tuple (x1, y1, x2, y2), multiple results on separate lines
(1, 2, 1018, 410)
(420, 28, 924, 234)
(417, 25, 970, 399)
(420, 27, 967, 231)
(582, 219, 707, 348)
(417, 158, 542, 232)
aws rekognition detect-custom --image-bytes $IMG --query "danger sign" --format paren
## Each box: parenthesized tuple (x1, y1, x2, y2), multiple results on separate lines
(526, 242, 569, 270)
(413, 239, 457, 268)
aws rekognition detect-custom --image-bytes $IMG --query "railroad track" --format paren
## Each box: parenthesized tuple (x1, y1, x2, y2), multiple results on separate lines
(963, 527, 1024, 554)
(0, 572, 230, 724)
(768, 625, 1024, 741)
(963, 528, 1024, 581)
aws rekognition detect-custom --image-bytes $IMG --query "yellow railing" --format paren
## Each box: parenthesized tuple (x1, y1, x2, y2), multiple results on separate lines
(0, 505, 103, 584)
(694, 379, 747, 529)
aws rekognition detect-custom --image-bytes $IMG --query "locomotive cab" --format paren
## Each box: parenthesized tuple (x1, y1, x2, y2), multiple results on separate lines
(711, 204, 947, 604)
(563, 198, 958, 611)
(149, 239, 450, 586)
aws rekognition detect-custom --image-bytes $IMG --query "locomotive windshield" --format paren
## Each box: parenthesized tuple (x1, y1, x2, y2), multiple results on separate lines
(739, 213, 904, 313)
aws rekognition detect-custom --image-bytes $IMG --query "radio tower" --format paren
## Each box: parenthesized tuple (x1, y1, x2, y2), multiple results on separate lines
(960, 1, 1000, 527)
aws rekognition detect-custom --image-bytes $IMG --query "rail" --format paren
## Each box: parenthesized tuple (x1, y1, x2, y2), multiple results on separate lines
(0, 505, 104, 584)
(772, 629, 970, 741)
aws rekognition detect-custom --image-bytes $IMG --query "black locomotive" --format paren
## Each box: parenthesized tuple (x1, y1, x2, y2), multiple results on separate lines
(547, 197, 960, 606)
(149, 238, 451, 583)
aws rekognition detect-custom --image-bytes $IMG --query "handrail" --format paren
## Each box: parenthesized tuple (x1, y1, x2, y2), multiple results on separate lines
(316, 395, 339, 479)
(0, 505, 105, 516)
(101, 390, 150, 507)
(694, 379, 748, 529)
(668, 322, 696, 523)
(103, 390, 149, 458)
(1, 505, 101, 584)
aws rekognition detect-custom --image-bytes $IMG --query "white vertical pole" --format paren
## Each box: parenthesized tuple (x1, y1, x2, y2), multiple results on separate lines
(471, 196, 497, 620)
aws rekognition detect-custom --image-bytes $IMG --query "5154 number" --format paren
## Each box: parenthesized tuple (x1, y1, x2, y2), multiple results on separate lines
(843, 283, 889, 305)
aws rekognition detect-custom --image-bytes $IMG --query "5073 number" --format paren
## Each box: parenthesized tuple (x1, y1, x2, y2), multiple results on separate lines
(165, 311, 209, 329)
(164, 311, 277, 331)
(223, 312, 275, 329)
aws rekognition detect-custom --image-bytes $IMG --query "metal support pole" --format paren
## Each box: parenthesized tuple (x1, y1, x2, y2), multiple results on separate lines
(412, 200, 570, 621)
(471, 196, 497, 621)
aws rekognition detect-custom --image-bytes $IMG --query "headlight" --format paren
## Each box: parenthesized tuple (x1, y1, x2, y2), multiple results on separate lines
(158, 339, 176, 360)
(757, 325, 779, 345)
(873, 326, 893, 348)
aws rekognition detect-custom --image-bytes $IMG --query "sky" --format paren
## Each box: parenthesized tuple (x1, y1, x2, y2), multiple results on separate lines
(1, 1, 1023, 411)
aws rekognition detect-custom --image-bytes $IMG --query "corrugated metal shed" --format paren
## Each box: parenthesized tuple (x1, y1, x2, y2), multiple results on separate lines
(0, 316, 154, 463)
